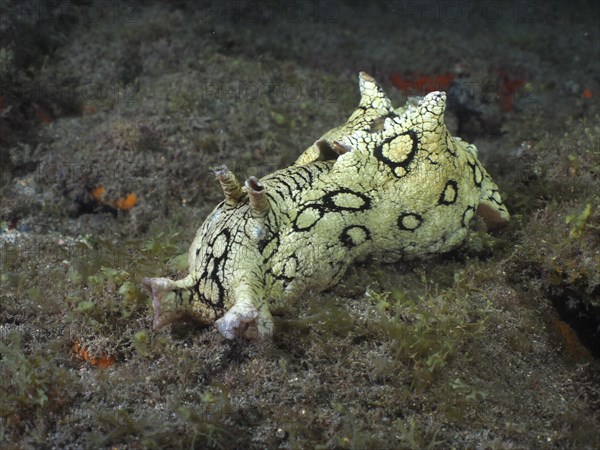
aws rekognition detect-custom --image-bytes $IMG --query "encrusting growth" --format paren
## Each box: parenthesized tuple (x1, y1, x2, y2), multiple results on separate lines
(142, 72, 510, 340)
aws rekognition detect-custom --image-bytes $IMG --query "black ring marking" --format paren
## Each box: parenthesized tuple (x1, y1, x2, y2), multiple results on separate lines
(373, 129, 419, 177)
(467, 159, 483, 187)
(292, 189, 372, 233)
(462, 205, 476, 227)
(321, 188, 372, 212)
(340, 225, 371, 248)
(292, 205, 326, 232)
(397, 212, 423, 231)
(438, 180, 458, 205)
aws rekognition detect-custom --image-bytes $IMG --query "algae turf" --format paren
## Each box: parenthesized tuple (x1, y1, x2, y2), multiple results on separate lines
(1, 0, 600, 448)
(506, 119, 600, 356)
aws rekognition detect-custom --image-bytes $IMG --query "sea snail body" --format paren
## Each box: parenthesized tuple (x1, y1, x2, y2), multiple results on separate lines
(142, 72, 509, 340)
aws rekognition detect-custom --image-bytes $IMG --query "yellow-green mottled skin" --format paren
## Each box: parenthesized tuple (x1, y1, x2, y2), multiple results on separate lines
(142, 72, 509, 340)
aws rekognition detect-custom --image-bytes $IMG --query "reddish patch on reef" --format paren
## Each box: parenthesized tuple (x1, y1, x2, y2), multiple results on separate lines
(552, 320, 590, 361)
(73, 338, 115, 368)
(390, 71, 455, 95)
(494, 67, 527, 112)
(114, 193, 137, 210)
